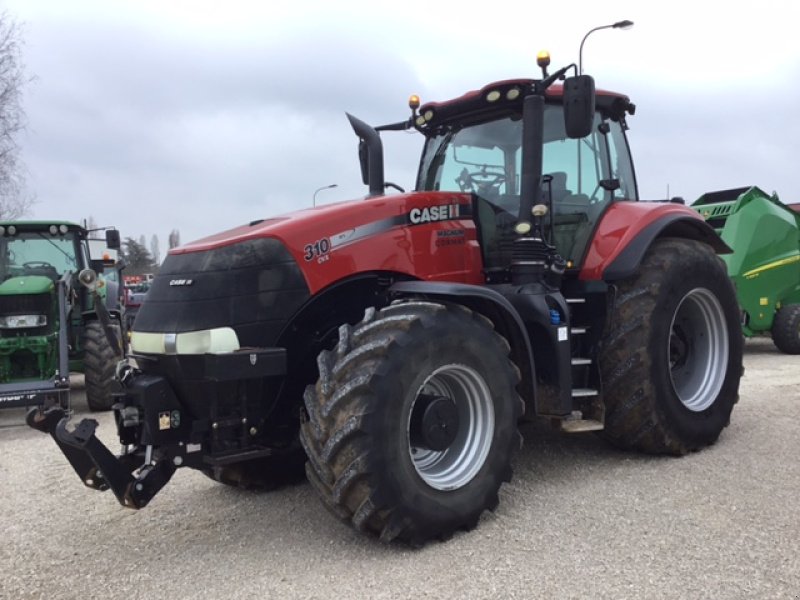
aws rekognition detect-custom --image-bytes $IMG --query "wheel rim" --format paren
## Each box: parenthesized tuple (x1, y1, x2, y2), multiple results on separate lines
(408, 364, 495, 491)
(668, 288, 729, 412)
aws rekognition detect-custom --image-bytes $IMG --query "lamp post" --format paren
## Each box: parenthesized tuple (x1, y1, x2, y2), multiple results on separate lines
(313, 184, 338, 207)
(579, 20, 633, 75)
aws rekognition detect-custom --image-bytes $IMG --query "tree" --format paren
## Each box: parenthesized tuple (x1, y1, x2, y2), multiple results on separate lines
(168, 229, 181, 249)
(0, 13, 33, 220)
(120, 237, 157, 276)
(150, 234, 160, 264)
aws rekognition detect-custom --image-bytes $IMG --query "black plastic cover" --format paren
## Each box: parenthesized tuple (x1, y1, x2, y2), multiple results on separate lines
(133, 238, 309, 347)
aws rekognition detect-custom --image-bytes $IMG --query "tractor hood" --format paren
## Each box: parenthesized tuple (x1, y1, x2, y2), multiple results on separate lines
(0, 275, 55, 296)
(171, 191, 470, 256)
(167, 191, 475, 294)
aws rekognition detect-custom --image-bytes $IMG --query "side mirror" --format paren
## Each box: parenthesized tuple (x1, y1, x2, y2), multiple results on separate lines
(563, 75, 596, 139)
(105, 229, 121, 250)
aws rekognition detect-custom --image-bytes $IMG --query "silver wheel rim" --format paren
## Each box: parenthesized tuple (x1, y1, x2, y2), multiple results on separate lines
(408, 364, 495, 491)
(668, 287, 729, 412)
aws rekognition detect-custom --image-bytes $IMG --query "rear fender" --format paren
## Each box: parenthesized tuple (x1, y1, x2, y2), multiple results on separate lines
(601, 215, 731, 281)
(389, 281, 537, 413)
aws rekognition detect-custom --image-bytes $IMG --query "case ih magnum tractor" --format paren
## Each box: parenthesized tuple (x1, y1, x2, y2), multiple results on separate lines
(29, 54, 743, 545)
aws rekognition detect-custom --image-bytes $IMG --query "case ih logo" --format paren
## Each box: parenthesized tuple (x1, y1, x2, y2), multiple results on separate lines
(409, 204, 461, 224)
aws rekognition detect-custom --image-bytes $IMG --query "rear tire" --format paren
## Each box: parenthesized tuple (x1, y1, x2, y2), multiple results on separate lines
(599, 239, 743, 455)
(772, 304, 800, 354)
(300, 301, 523, 545)
(84, 321, 120, 411)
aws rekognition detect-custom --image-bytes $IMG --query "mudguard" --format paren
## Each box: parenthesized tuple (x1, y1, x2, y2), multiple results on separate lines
(581, 203, 732, 282)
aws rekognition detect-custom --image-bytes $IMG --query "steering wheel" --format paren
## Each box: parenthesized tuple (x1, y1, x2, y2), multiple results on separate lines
(456, 168, 506, 195)
(23, 261, 55, 269)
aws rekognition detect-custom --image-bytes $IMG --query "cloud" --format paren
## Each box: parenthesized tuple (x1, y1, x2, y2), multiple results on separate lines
(6, 0, 800, 249)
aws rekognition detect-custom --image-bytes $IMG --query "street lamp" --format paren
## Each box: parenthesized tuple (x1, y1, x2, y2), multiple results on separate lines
(313, 183, 338, 207)
(579, 20, 634, 75)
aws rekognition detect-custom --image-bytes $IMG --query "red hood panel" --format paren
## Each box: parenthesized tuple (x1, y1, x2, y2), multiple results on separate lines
(171, 192, 484, 294)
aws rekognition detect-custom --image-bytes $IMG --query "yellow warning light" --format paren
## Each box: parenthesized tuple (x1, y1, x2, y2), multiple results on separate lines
(409, 94, 421, 110)
(566, 260, 574, 268)
(514, 222, 532, 235)
(536, 50, 551, 69)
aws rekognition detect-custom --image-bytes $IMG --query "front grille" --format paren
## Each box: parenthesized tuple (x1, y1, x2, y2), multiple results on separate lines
(0, 293, 51, 315)
(133, 238, 310, 347)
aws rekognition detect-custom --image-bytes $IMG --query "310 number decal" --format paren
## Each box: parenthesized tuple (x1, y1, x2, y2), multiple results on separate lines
(304, 238, 331, 262)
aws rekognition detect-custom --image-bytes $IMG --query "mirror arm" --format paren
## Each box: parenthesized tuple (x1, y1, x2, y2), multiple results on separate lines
(534, 63, 577, 94)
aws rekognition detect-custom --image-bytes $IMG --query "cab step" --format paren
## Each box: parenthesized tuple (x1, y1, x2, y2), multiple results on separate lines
(571, 387, 598, 397)
(556, 410, 604, 433)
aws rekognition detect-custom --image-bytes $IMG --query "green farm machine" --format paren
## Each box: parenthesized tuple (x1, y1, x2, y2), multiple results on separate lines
(693, 187, 800, 353)
(0, 221, 125, 411)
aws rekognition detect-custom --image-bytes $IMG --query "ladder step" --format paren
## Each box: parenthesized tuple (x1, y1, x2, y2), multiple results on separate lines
(566, 298, 585, 304)
(559, 419, 605, 433)
(570, 326, 588, 334)
(572, 388, 598, 397)
(571, 358, 591, 366)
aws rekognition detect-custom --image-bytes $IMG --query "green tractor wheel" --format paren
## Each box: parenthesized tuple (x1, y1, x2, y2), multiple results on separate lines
(84, 320, 120, 411)
(772, 304, 800, 354)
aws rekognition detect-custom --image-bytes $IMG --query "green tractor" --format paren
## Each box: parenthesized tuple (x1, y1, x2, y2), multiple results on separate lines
(0, 221, 125, 411)
(693, 186, 800, 353)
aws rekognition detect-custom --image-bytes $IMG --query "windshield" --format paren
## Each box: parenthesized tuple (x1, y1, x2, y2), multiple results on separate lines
(417, 105, 636, 264)
(0, 233, 80, 281)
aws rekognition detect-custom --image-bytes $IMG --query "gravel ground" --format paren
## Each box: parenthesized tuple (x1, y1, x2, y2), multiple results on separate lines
(1, 337, 798, 600)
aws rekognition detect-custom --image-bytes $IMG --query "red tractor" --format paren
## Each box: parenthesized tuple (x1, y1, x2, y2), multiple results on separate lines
(29, 54, 743, 545)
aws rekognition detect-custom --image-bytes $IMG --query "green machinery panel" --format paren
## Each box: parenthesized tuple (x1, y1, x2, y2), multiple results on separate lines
(693, 186, 800, 336)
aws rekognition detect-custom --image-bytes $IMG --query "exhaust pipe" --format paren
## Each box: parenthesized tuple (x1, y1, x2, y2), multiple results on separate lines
(346, 113, 385, 197)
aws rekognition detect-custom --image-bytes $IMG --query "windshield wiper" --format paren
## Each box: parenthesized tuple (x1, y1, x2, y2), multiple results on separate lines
(35, 233, 77, 267)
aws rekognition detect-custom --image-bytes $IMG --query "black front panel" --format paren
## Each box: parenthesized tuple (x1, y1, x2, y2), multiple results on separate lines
(133, 238, 309, 347)
(0, 292, 50, 315)
(0, 292, 55, 338)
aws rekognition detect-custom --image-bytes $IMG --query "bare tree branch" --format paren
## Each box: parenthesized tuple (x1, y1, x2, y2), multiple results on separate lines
(0, 12, 34, 220)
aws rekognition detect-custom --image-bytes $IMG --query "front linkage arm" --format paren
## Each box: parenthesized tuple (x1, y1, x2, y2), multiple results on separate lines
(26, 406, 176, 509)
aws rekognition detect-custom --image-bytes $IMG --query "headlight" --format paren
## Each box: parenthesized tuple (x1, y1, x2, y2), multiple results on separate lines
(0, 314, 47, 328)
(130, 327, 240, 355)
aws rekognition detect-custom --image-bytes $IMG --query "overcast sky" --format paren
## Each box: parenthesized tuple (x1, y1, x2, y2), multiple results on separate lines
(5, 0, 800, 252)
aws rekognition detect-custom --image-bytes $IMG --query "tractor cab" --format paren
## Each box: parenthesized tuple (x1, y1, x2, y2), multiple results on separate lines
(0, 223, 82, 283)
(414, 79, 638, 274)
(349, 54, 638, 280)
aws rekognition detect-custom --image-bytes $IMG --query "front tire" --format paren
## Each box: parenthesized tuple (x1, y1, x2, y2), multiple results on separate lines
(772, 304, 800, 354)
(300, 301, 523, 545)
(599, 239, 743, 455)
(84, 320, 120, 411)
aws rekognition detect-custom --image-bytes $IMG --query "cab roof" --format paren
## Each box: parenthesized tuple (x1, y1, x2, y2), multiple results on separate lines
(417, 79, 633, 132)
(0, 220, 84, 229)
